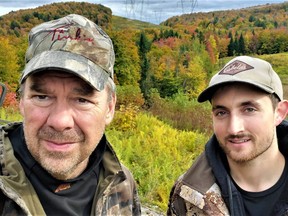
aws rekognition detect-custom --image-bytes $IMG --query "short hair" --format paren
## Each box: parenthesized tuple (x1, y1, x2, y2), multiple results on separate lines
(269, 93, 280, 110)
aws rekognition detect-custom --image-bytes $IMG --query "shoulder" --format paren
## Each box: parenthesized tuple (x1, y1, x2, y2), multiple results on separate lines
(181, 153, 215, 192)
(168, 153, 229, 215)
(169, 152, 215, 200)
(120, 163, 137, 187)
(277, 120, 288, 155)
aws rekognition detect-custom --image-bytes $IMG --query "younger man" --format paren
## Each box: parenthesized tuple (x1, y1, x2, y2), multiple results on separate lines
(168, 56, 288, 215)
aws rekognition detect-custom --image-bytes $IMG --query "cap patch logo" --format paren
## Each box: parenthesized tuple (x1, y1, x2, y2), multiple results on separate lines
(219, 60, 254, 75)
(49, 24, 94, 43)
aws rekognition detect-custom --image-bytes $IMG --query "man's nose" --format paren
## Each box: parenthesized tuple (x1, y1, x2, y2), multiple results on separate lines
(227, 114, 244, 135)
(46, 102, 74, 131)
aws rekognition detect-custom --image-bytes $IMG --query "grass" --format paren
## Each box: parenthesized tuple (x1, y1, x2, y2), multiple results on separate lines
(107, 112, 208, 211)
(149, 92, 213, 136)
(0, 107, 22, 124)
(111, 15, 159, 31)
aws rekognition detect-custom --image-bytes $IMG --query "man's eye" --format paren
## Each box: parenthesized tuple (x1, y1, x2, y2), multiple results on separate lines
(245, 107, 256, 112)
(36, 95, 48, 100)
(77, 98, 90, 104)
(30, 95, 52, 107)
(215, 111, 226, 116)
(212, 108, 229, 118)
(31, 95, 49, 101)
(75, 98, 97, 110)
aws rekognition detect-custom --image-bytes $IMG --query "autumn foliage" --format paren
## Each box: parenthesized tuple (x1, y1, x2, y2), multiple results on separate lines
(2, 2, 288, 213)
(2, 83, 18, 109)
(2, 2, 288, 106)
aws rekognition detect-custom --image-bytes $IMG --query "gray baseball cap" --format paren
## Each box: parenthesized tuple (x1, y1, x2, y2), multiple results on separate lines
(197, 56, 283, 102)
(21, 14, 115, 91)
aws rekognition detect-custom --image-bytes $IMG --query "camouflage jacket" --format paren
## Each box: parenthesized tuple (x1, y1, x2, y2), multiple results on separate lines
(167, 120, 288, 216)
(0, 122, 141, 215)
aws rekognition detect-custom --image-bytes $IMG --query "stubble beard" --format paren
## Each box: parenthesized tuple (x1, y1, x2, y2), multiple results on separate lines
(24, 126, 92, 180)
(219, 132, 275, 164)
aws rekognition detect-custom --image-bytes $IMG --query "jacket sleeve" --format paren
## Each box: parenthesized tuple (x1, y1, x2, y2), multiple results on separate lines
(167, 153, 230, 216)
(95, 164, 142, 216)
(0, 190, 29, 215)
(167, 177, 208, 216)
(121, 164, 141, 216)
(167, 178, 187, 216)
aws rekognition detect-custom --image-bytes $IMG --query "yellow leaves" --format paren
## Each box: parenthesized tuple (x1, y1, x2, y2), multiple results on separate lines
(107, 111, 208, 211)
(0, 107, 22, 123)
(0, 37, 20, 87)
(148, 44, 176, 80)
(178, 55, 207, 98)
(109, 104, 139, 132)
(110, 30, 141, 85)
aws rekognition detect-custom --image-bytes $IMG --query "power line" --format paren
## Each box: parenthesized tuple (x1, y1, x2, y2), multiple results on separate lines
(124, 0, 198, 23)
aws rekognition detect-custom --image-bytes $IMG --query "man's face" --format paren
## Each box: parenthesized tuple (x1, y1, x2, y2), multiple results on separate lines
(211, 83, 278, 164)
(19, 71, 116, 180)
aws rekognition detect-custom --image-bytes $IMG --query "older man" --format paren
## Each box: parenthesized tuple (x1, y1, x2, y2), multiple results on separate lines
(0, 14, 141, 215)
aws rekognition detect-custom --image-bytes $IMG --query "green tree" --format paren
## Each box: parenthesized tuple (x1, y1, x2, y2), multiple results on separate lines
(110, 30, 141, 86)
(156, 75, 181, 98)
(249, 15, 256, 22)
(10, 20, 20, 30)
(137, 32, 152, 103)
(227, 32, 235, 56)
(238, 33, 246, 55)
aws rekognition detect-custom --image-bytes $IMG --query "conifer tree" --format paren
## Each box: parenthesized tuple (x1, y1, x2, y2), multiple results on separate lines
(137, 32, 152, 103)
(238, 33, 245, 55)
(227, 32, 234, 56)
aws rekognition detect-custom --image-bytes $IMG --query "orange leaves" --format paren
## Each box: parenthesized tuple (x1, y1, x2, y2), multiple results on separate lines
(1, 83, 18, 109)
(205, 35, 219, 65)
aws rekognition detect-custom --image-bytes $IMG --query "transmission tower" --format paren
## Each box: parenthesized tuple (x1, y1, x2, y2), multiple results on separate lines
(177, 0, 198, 14)
(124, 0, 198, 23)
(125, 0, 136, 19)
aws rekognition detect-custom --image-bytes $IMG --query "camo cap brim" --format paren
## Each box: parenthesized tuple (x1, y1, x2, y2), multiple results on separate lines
(21, 14, 115, 91)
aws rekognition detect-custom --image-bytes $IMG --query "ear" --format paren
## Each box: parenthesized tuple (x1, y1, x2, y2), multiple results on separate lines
(105, 93, 116, 125)
(275, 100, 288, 126)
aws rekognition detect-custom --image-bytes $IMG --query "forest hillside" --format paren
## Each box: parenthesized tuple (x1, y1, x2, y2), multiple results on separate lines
(1, 1, 288, 100)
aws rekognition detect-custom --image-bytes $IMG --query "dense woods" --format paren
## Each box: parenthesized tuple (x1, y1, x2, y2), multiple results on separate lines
(164, 2, 288, 56)
(1, 2, 288, 105)
(1, 1, 288, 212)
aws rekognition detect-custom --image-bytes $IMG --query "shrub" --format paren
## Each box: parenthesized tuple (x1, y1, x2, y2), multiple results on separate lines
(109, 104, 139, 132)
(115, 85, 145, 109)
(0, 107, 22, 124)
(107, 112, 209, 211)
(2, 83, 19, 110)
(149, 92, 213, 135)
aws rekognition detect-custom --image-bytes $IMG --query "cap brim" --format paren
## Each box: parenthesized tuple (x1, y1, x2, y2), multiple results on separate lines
(197, 80, 275, 103)
(21, 50, 109, 91)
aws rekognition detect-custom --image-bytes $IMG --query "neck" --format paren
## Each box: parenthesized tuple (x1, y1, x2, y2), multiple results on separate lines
(229, 145, 285, 192)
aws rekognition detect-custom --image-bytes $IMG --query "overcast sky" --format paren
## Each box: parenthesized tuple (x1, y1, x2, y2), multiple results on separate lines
(0, 0, 285, 24)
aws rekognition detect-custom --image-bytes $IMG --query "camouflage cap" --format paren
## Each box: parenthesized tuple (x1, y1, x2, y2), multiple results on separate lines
(198, 56, 283, 102)
(21, 14, 115, 91)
